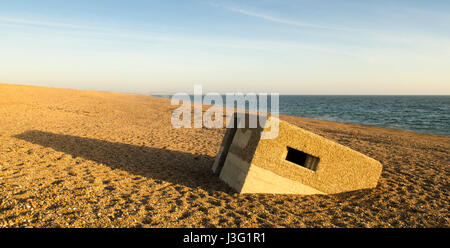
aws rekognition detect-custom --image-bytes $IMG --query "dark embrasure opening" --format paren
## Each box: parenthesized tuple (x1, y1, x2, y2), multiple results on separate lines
(285, 147, 320, 171)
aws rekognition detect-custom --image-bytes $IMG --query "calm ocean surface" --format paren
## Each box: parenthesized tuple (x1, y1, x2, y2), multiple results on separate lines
(277, 96, 449, 136)
(158, 95, 450, 137)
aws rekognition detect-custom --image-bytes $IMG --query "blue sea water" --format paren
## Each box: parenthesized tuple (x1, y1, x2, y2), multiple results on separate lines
(277, 96, 449, 136)
(159, 95, 450, 137)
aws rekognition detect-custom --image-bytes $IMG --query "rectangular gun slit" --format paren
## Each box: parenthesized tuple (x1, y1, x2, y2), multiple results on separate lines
(285, 147, 320, 171)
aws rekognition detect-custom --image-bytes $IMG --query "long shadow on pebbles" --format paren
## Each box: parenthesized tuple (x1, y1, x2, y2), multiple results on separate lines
(14, 130, 232, 193)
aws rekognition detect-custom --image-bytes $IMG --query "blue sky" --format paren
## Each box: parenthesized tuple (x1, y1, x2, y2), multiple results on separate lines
(1, 0, 449, 94)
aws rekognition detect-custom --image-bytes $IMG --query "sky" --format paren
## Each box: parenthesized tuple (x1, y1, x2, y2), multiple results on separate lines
(1, 0, 449, 95)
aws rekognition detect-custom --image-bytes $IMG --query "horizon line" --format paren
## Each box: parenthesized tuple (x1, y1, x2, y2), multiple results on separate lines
(1, 82, 449, 96)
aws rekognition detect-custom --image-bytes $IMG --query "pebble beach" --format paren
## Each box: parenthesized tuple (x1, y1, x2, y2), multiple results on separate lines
(0, 83, 448, 227)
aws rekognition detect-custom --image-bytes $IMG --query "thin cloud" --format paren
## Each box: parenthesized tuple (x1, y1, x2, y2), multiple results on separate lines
(0, 16, 107, 31)
(211, 2, 450, 51)
(0, 15, 358, 55)
(214, 4, 364, 32)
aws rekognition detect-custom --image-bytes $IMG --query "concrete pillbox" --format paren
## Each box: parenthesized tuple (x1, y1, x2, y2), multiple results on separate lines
(212, 113, 383, 195)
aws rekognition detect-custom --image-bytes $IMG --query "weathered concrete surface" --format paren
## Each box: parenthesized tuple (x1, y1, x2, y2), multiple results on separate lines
(213, 113, 383, 195)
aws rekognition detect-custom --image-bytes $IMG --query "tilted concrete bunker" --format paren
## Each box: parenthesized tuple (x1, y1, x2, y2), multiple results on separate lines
(212, 113, 383, 195)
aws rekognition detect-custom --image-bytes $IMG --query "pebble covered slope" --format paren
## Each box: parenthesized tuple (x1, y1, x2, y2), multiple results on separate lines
(0, 83, 448, 227)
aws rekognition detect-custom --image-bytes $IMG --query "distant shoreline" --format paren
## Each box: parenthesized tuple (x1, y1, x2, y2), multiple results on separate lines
(153, 94, 450, 137)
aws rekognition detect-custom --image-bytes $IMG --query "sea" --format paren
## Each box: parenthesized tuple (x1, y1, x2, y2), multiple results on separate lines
(156, 95, 450, 137)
